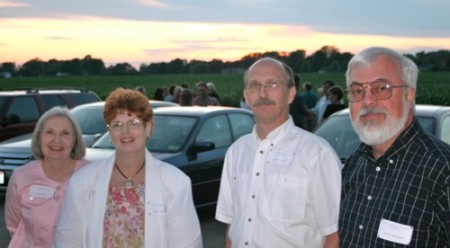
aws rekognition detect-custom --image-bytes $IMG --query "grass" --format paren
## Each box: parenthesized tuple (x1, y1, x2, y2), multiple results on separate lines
(1, 71, 449, 106)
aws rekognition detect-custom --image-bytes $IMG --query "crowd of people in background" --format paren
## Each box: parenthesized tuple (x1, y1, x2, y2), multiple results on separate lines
(134, 81, 221, 107)
(135, 75, 347, 133)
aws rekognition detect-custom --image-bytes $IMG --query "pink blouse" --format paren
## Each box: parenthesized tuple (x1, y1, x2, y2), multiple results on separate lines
(103, 183, 145, 247)
(5, 159, 89, 248)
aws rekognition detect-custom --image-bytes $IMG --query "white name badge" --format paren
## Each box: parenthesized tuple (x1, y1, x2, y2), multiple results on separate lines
(267, 151, 294, 168)
(377, 218, 413, 245)
(29, 185, 54, 199)
(0, 171, 4, 184)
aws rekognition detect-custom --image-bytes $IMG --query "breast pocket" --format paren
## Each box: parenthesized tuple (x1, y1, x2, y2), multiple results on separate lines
(262, 176, 308, 222)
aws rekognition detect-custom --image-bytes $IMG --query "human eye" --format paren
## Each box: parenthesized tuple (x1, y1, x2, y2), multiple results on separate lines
(247, 81, 260, 91)
(61, 130, 71, 136)
(268, 81, 280, 89)
(372, 82, 389, 93)
(109, 122, 122, 129)
(350, 85, 363, 96)
(129, 119, 141, 127)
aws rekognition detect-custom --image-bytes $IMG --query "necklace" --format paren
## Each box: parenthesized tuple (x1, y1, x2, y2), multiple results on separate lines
(114, 161, 145, 188)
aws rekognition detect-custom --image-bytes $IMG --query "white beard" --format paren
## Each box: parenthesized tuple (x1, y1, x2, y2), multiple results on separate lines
(352, 102, 410, 146)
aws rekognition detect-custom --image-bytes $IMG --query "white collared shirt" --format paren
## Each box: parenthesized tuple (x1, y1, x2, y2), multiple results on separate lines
(216, 118, 342, 247)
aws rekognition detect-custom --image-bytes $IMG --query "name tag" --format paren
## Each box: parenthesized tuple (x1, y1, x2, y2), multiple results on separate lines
(267, 151, 294, 168)
(0, 171, 4, 184)
(377, 218, 413, 245)
(29, 185, 54, 199)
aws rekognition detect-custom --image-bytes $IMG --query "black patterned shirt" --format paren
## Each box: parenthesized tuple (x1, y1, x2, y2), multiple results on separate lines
(339, 119, 450, 247)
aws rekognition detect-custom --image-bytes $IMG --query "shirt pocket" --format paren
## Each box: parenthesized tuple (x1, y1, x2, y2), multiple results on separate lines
(262, 175, 308, 222)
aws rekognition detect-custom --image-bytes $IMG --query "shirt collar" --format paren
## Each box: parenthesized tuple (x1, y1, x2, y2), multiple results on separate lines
(251, 116, 294, 145)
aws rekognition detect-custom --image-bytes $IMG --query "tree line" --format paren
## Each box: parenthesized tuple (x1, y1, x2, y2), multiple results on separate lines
(1, 46, 449, 77)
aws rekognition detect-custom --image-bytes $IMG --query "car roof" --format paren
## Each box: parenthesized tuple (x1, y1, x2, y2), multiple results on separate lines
(71, 100, 179, 110)
(153, 106, 253, 117)
(331, 104, 450, 118)
(0, 88, 95, 95)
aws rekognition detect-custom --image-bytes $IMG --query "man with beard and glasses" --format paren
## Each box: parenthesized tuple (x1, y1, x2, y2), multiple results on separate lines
(215, 57, 342, 248)
(339, 47, 450, 247)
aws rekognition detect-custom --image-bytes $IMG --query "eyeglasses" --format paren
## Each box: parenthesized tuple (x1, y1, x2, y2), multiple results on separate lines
(107, 118, 143, 132)
(245, 80, 287, 93)
(346, 79, 409, 102)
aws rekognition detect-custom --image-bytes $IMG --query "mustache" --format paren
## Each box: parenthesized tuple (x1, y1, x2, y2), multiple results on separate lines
(252, 98, 276, 107)
(358, 107, 387, 117)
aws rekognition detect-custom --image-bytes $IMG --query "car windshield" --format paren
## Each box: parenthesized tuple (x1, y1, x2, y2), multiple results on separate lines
(72, 107, 107, 135)
(314, 115, 360, 160)
(91, 115, 197, 153)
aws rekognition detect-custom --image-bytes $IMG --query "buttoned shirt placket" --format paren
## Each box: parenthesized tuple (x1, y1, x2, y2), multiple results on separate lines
(241, 137, 272, 247)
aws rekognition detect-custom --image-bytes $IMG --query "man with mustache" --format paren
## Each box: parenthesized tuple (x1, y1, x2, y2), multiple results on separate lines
(339, 47, 450, 247)
(216, 57, 342, 247)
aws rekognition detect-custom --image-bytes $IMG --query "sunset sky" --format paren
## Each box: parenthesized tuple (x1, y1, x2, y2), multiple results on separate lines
(1, 0, 449, 68)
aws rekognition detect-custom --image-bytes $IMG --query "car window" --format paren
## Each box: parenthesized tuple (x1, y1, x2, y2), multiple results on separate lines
(72, 107, 107, 135)
(314, 115, 360, 160)
(416, 116, 435, 134)
(7, 96, 40, 122)
(148, 115, 197, 153)
(228, 113, 254, 140)
(67, 93, 101, 105)
(441, 115, 450, 145)
(0, 97, 7, 112)
(41, 95, 67, 110)
(196, 115, 232, 148)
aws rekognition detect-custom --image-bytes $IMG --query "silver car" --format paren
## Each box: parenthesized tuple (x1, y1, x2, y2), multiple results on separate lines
(313, 104, 450, 162)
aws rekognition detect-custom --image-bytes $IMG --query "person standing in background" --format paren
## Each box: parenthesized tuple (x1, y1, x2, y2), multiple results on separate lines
(302, 82, 317, 109)
(5, 106, 89, 247)
(193, 82, 220, 106)
(289, 74, 310, 129)
(321, 86, 346, 120)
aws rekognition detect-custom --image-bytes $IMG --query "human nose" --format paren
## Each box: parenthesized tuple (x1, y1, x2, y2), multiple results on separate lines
(361, 86, 377, 105)
(257, 84, 269, 97)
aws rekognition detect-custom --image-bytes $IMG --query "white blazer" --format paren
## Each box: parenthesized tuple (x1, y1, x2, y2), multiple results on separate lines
(53, 150, 202, 248)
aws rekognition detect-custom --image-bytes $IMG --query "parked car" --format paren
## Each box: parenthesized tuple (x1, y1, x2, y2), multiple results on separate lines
(0, 106, 255, 209)
(0, 88, 102, 141)
(313, 105, 450, 163)
(71, 100, 178, 146)
(85, 106, 254, 208)
(0, 100, 178, 146)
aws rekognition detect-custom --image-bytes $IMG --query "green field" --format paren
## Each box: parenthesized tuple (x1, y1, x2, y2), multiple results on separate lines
(1, 72, 449, 106)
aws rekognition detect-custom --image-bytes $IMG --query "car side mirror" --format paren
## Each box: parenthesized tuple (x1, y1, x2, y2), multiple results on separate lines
(187, 141, 215, 160)
(1, 114, 21, 126)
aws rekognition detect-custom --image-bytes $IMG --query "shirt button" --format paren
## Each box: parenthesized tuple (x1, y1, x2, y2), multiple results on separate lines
(248, 218, 252, 222)
(376, 167, 381, 172)
(245, 241, 249, 246)
(256, 172, 260, 176)
(367, 195, 372, 200)
(251, 195, 255, 199)
(259, 150, 263, 154)
(389, 159, 394, 164)
(359, 225, 364, 230)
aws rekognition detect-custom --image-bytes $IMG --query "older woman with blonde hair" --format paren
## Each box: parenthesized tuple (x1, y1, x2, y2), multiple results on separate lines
(5, 106, 88, 247)
(54, 88, 202, 247)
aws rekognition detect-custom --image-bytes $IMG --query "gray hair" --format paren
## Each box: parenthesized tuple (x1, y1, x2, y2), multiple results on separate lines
(31, 106, 85, 160)
(243, 57, 295, 88)
(345, 47, 418, 89)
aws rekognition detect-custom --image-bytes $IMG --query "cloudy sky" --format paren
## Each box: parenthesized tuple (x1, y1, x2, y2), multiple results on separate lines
(1, 0, 450, 67)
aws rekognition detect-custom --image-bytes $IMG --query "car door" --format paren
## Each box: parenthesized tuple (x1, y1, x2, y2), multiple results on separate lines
(184, 114, 233, 208)
(0, 96, 41, 141)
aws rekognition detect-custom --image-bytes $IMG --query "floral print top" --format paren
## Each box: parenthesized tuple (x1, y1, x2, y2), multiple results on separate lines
(103, 183, 145, 247)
